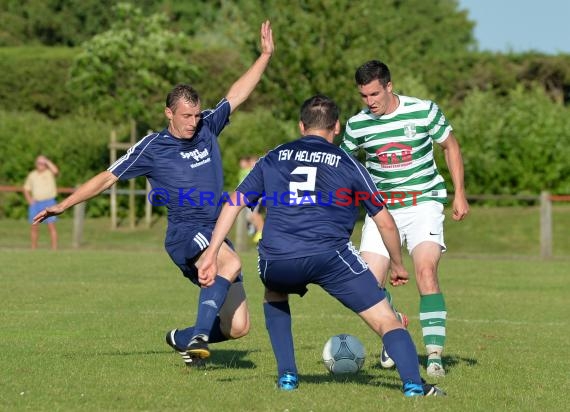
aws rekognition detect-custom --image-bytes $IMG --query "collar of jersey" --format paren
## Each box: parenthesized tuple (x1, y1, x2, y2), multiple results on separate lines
(301, 134, 329, 143)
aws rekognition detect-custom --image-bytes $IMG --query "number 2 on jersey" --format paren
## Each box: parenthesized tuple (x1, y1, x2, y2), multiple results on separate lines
(289, 166, 316, 205)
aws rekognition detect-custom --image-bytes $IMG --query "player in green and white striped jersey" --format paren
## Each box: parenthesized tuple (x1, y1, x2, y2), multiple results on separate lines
(341, 60, 469, 378)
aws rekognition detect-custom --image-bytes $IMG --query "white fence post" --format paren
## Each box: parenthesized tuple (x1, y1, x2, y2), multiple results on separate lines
(540, 191, 552, 259)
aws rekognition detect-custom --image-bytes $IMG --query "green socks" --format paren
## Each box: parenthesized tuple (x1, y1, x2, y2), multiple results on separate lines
(420, 293, 447, 363)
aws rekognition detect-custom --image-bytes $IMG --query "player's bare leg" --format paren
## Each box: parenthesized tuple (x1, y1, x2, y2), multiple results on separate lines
(360, 251, 389, 286)
(411, 241, 446, 377)
(30, 224, 39, 250)
(218, 281, 249, 339)
(210, 241, 242, 282)
(47, 223, 58, 250)
(358, 297, 402, 335)
(412, 241, 442, 294)
(263, 289, 298, 390)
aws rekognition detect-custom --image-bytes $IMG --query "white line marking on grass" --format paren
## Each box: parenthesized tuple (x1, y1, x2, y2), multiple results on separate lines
(293, 313, 567, 326)
(447, 318, 566, 326)
(1, 310, 567, 327)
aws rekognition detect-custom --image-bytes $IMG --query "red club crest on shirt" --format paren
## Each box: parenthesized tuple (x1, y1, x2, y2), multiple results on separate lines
(375, 142, 412, 169)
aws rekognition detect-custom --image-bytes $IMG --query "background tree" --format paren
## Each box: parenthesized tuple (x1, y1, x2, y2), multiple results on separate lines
(68, 2, 198, 130)
(179, 0, 476, 122)
(453, 85, 570, 195)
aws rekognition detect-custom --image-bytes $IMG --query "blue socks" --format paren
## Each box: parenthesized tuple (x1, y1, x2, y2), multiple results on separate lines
(175, 316, 229, 347)
(382, 328, 422, 385)
(175, 326, 195, 347)
(192, 275, 231, 340)
(264, 301, 297, 375)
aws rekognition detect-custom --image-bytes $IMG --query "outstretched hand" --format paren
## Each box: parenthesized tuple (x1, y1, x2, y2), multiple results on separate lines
(33, 204, 65, 225)
(197, 250, 218, 287)
(260, 20, 274, 56)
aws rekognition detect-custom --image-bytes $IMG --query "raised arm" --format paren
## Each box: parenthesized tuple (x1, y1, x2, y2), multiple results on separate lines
(40, 155, 60, 176)
(225, 20, 274, 113)
(198, 191, 248, 286)
(439, 133, 469, 221)
(33, 171, 118, 224)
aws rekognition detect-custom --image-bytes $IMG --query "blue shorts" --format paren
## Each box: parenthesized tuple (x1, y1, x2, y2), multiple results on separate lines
(258, 243, 385, 313)
(165, 224, 241, 286)
(29, 198, 57, 224)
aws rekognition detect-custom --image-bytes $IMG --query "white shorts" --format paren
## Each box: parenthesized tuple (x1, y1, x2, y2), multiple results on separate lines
(360, 201, 446, 257)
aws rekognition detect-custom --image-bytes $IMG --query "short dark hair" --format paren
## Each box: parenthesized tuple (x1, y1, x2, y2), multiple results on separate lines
(355, 60, 391, 87)
(300, 95, 339, 131)
(166, 84, 200, 112)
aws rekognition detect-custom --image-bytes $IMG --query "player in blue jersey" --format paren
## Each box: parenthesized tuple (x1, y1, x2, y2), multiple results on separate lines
(199, 95, 445, 396)
(33, 21, 274, 367)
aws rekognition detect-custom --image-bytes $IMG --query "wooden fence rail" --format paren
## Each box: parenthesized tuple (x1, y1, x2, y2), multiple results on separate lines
(0, 186, 566, 256)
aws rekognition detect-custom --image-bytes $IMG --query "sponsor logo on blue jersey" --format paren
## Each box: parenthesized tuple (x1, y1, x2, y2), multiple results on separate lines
(180, 148, 209, 161)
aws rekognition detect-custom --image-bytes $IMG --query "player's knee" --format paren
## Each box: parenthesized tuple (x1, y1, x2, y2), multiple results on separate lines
(416, 266, 437, 281)
(219, 253, 242, 280)
(229, 315, 250, 339)
(360, 300, 401, 336)
(416, 267, 439, 292)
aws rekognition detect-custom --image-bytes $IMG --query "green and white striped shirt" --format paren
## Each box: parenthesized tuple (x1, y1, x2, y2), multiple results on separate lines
(341, 95, 451, 209)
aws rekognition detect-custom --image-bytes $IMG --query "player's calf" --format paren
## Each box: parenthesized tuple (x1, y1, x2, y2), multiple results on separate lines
(218, 281, 250, 339)
(420, 292, 447, 377)
(380, 311, 408, 369)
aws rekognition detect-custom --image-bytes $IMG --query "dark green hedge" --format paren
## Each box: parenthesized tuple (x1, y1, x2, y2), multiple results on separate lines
(0, 47, 77, 118)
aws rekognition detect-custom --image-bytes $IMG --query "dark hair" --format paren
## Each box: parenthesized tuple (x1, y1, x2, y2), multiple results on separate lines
(355, 60, 391, 87)
(166, 84, 200, 112)
(300, 95, 339, 131)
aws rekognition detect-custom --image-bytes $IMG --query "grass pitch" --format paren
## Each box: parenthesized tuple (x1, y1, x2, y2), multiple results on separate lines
(1, 245, 569, 411)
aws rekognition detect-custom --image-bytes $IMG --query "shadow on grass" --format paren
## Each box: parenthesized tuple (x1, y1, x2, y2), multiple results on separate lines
(416, 354, 478, 375)
(362, 354, 478, 379)
(206, 349, 258, 370)
(97, 349, 167, 357)
(300, 370, 401, 390)
(303, 359, 402, 389)
(369, 353, 478, 375)
(368, 353, 480, 377)
(99, 348, 257, 369)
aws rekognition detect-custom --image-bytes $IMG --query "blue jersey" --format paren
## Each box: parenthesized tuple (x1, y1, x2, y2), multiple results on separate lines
(237, 135, 385, 260)
(108, 99, 230, 226)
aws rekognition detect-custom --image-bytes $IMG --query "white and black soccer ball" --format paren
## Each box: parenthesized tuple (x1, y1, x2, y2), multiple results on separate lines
(322, 334, 365, 374)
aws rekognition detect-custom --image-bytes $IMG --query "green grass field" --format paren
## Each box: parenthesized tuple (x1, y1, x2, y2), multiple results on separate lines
(1, 207, 569, 411)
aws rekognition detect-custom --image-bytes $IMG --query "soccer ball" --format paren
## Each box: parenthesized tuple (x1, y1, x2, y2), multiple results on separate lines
(322, 334, 365, 374)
